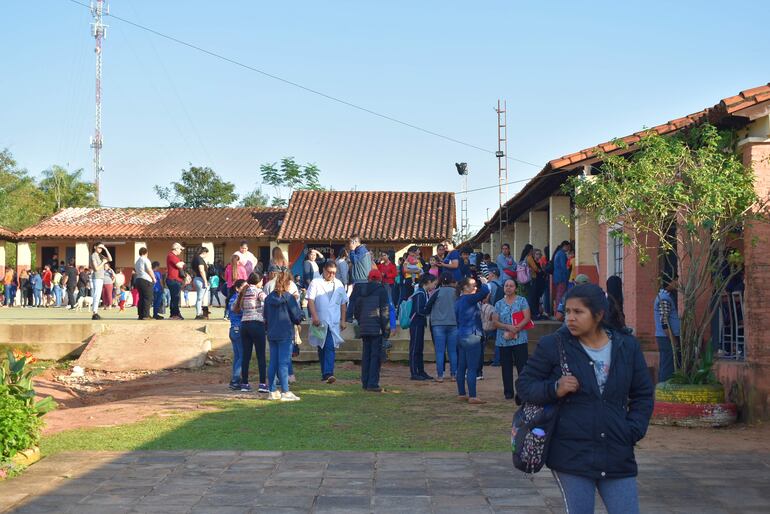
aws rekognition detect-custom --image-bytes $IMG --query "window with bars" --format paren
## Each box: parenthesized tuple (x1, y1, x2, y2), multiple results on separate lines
(183, 244, 225, 269)
(607, 225, 624, 279)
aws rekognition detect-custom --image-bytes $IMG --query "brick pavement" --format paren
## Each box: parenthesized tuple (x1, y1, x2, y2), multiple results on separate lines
(1, 451, 769, 513)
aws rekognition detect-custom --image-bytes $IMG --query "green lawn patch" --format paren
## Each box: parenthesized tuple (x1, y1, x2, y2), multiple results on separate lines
(41, 364, 512, 455)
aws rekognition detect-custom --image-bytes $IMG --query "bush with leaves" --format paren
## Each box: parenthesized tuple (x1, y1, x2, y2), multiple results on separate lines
(0, 385, 43, 461)
(1, 350, 56, 416)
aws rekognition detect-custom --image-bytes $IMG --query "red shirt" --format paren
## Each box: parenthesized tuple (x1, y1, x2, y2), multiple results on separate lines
(42, 270, 52, 288)
(377, 262, 398, 285)
(166, 252, 183, 282)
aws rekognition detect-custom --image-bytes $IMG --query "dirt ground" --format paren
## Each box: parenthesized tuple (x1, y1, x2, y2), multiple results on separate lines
(35, 360, 770, 453)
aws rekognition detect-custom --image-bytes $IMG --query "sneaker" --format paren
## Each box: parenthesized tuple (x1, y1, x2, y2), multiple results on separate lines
(194, 314, 206, 320)
(326, 376, 336, 384)
(280, 392, 301, 402)
(468, 397, 487, 405)
(410, 375, 427, 381)
(91, 313, 101, 320)
(288, 374, 297, 384)
(240, 383, 253, 392)
(477, 374, 484, 381)
(154, 315, 164, 320)
(366, 387, 383, 393)
(420, 372, 434, 380)
(268, 391, 282, 401)
(228, 382, 241, 391)
(257, 383, 269, 393)
(434, 376, 444, 383)
(457, 395, 468, 401)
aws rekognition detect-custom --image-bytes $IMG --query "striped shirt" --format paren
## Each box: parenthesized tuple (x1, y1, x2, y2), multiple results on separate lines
(241, 285, 267, 322)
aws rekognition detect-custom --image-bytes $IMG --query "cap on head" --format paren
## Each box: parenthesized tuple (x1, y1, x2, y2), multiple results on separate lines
(575, 274, 590, 285)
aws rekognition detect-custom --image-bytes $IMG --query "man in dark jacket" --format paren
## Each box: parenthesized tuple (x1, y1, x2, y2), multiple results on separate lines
(346, 234, 373, 323)
(354, 269, 390, 392)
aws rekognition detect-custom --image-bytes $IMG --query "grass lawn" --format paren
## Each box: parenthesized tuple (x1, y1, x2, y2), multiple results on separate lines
(41, 364, 512, 455)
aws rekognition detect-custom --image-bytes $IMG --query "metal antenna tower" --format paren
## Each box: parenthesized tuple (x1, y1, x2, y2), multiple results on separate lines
(90, 0, 109, 204)
(495, 100, 508, 240)
(456, 163, 469, 241)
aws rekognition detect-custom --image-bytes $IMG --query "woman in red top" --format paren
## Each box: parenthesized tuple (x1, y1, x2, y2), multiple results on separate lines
(42, 265, 53, 307)
(377, 252, 398, 301)
(166, 242, 186, 320)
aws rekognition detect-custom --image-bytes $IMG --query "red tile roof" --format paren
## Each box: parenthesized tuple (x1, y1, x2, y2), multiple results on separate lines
(277, 190, 456, 243)
(469, 82, 770, 246)
(16, 207, 285, 241)
(0, 226, 17, 241)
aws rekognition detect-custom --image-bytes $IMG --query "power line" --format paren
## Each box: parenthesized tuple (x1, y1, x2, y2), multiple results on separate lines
(64, 0, 541, 168)
(457, 166, 579, 194)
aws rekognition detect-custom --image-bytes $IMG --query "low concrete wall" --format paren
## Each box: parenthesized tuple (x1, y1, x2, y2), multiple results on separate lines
(0, 323, 100, 360)
(715, 359, 770, 423)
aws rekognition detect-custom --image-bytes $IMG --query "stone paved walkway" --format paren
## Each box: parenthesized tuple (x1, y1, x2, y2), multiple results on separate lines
(2, 451, 769, 513)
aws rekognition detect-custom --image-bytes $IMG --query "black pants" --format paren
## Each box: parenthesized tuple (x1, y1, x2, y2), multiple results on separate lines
(527, 277, 544, 318)
(66, 286, 77, 307)
(409, 322, 426, 377)
(361, 335, 383, 389)
(501, 344, 529, 399)
(136, 279, 154, 319)
(168, 280, 182, 317)
(241, 320, 266, 385)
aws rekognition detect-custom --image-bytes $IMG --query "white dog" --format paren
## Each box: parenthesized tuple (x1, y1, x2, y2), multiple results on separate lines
(75, 296, 93, 311)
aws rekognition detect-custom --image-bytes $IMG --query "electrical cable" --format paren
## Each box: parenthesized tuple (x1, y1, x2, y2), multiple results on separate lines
(64, 0, 542, 168)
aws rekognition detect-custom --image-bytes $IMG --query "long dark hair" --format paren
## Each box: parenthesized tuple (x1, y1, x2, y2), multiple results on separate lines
(438, 271, 455, 287)
(606, 275, 623, 312)
(563, 283, 623, 331)
(519, 244, 533, 263)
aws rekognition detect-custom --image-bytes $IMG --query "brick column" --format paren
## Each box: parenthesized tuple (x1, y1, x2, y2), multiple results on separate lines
(549, 196, 571, 255)
(75, 241, 90, 268)
(529, 210, 548, 251)
(741, 140, 770, 420)
(16, 241, 31, 274)
(575, 209, 600, 283)
(513, 220, 529, 258)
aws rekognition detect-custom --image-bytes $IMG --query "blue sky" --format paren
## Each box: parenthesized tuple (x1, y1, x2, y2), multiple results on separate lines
(2, 1, 768, 233)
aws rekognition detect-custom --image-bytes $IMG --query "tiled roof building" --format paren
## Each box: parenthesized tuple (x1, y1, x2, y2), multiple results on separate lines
(277, 190, 455, 244)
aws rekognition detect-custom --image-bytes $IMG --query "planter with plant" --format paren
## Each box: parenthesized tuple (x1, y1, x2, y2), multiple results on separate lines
(0, 350, 56, 478)
(567, 124, 766, 427)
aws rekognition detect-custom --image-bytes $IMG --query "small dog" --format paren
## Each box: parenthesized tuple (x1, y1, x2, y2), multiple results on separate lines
(75, 296, 93, 311)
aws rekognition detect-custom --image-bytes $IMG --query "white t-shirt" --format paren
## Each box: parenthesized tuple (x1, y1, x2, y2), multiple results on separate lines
(233, 250, 258, 275)
(134, 256, 153, 283)
(264, 279, 299, 299)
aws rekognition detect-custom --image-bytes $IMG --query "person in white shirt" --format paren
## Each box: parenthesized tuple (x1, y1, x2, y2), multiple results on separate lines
(231, 240, 258, 277)
(307, 260, 348, 384)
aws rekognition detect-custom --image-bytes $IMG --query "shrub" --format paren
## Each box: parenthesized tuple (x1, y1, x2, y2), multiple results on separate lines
(0, 385, 42, 461)
(0, 350, 56, 416)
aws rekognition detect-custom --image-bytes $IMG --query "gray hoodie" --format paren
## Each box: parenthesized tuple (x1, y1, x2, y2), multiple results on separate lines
(425, 286, 457, 326)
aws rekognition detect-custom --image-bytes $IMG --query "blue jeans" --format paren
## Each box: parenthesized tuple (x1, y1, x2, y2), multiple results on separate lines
(91, 277, 104, 314)
(33, 289, 42, 307)
(193, 277, 206, 316)
(229, 326, 243, 385)
(317, 329, 336, 379)
(153, 289, 163, 317)
(4, 285, 15, 306)
(268, 339, 293, 393)
(656, 335, 680, 383)
(361, 335, 383, 389)
(167, 280, 182, 317)
(53, 285, 62, 307)
(552, 470, 639, 514)
(431, 325, 458, 378)
(457, 334, 482, 398)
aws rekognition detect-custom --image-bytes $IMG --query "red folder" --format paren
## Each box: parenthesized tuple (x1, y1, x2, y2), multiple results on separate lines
(512, 310, 535, 331)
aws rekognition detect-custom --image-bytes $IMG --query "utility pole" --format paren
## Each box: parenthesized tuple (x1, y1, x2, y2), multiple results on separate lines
(456, 163, 469, 241)
(90, 0, 109, 204)
(496, 100, 508, 243)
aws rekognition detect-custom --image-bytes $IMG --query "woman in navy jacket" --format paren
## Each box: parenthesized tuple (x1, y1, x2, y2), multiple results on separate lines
(516, 284, 653, 514)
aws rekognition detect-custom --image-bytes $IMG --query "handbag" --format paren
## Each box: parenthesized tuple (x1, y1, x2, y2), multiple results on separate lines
(511, 332, 570, 474)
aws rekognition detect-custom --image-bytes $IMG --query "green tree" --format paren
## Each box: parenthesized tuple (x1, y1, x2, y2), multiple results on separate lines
(259, 157, 324, 207)
(566, 124, 764, 383)
(0, 149, 51, 231)
(155, 164, 238, 208)
(38, 165, 98, 211)
(240, 186, 270, 207)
